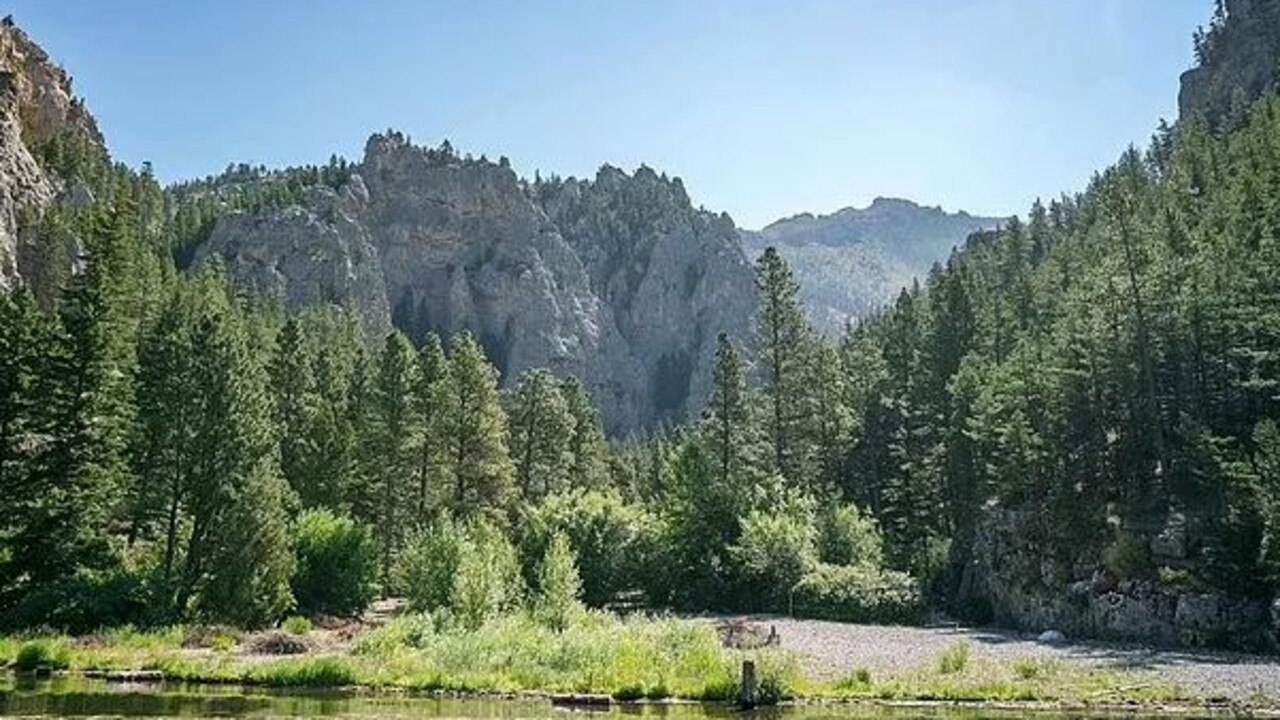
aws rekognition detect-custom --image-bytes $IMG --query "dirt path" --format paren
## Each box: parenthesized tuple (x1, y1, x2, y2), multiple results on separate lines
(737, 617, 1280, 701)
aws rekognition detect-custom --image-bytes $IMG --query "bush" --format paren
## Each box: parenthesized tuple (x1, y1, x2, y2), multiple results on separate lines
(819, 503, 884, 567)
(291, 509, 377, 617)
(12, 639, 71, 671)
(397, 515, 463, 612)
(729, 492, 819, 610)
(451, 520, 524, 629)
(282, 615, 312, 635)
(517, 489, 654, 606)
(534, 532, 583, 631)
(3, 569, 156, 633)
(792, 563, 922, 624)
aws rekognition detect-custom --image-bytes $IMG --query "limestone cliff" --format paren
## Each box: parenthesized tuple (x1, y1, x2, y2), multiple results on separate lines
(0, 15, 102, 294)
(194, 135, 756, 433)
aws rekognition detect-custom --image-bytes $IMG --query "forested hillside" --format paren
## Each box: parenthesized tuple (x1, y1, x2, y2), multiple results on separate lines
(1, 3, 1279, 653)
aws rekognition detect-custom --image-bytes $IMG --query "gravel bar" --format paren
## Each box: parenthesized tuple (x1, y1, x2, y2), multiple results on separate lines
(730, 617, 1280, 701)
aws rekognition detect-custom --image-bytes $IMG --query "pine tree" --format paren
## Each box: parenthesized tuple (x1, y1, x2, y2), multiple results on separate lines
(0, 290, 49, 593)
(561, 377, 609, 490)
(270, 317, 319, 505)
(413, 333, 451, 520)
(368, 331, 422, 582)
(445, 333, 515, 517)
(177, 284, 294, 625)
(754, 247, 817, 483)
(700, 333, 765, 496)
(508, 368, 574, 500)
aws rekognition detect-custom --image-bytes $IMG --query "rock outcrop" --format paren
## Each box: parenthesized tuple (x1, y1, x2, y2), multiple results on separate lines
(968, 507, 1279, 652)
(742, 198, 1004, 333)
(1178, 0, 1280, 128)
(195, 135, 755, 433)
(0, 16, 103, 295)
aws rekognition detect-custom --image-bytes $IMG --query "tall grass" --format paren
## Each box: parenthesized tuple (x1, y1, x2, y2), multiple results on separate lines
(352, 609, 783, 699)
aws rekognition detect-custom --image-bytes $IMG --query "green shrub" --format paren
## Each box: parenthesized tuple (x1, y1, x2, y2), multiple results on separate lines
(517, 489, 655, 606)
(938, 641, 971, 674)
(1103, 532, 1153, 580)
(291, 509, 378, 617)
(3, 569, 156, 633)
(819, 503, 884, 567)
(534, 532, 584, 631)
(398, 515, 463, 612)
(12, 639, 71, 671)
(282, 615, 312, 635)
(729, 491, 819, 610)
(451, 520, 524, 629)
(791, 563, 922, 624)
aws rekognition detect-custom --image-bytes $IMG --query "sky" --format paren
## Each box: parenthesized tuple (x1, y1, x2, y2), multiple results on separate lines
(11, 1, 1211, 229)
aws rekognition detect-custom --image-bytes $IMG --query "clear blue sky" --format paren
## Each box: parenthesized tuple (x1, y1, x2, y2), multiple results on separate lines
(12, 1, 1210, 228)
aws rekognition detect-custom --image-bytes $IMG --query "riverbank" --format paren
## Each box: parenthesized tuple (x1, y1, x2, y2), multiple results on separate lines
(2, 611, 1277, 710)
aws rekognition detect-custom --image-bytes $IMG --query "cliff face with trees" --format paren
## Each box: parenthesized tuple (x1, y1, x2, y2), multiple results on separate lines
(743, 198, 1006, 333)
(2, 2, 1280, 651)
(182, 135, 754, 434)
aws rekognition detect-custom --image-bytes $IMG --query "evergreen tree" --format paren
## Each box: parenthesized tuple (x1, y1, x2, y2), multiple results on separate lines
(413, 333, 451, 520)
(269, 317, 320, 505)
(699, 333, 765, 496)
(368, 331, 422, 581)
(176, 283, 294, 625)
(753, 247, 817, 483)
(445, 333, 515, 517)
(561, 377, 609, 490)
(508, 368, 574, 500)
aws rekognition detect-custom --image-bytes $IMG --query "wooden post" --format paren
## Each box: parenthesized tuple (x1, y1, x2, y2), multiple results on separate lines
(740, 659, 758, 709)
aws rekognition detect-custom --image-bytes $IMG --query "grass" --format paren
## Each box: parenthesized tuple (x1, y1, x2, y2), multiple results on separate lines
(825, 651, 1188, 705)
(0, 611, 796, 702)
(938, 640, 970, 674)
(0, 616, 1203, 709)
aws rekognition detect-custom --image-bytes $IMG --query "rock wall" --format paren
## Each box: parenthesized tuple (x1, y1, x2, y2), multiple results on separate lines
(195, 135, 756, 433)
(969, 507, 1280, 652)
(0, 16, 104, 296)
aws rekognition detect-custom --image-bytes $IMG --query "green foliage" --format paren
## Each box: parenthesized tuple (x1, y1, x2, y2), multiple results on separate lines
(12, 639, 71, 671)
(533, 532, 584, 631)
(507, 368, 575, 500)
(792, 563, 922, 624)
(729, 491, 819, 609)
(397, 515, 463, 612)
(282, 616, 312, 636)
(450, 520, 524, 630)
(819, 503, 884, 568)
(516, 488, 654, 607)
(291, 509, 377, 617)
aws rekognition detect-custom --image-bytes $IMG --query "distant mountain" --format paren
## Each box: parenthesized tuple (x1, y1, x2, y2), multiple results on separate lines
(741, 197, 1006, 333)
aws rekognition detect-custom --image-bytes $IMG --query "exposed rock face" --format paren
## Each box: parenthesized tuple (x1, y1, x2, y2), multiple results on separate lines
(742, 198, 1004, 333)
(969, 507, 1278, 652)
(195, 135, 755, 432)
(0, 16, 103, 295)
(1178, 0, 1280, 128)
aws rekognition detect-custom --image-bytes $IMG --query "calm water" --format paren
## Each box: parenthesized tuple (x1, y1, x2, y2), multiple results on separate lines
(0, 677, 1179, 719)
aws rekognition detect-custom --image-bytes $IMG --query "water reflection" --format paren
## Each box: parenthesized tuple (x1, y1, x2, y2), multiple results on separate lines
(0, 677, 1174, 719)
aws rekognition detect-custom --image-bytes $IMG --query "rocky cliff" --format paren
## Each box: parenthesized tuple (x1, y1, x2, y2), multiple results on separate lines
(0, 15, 102, 295)
(742, 197, 1004, 332)
(1178, 0, 1280, 128)
(194, 135, 755, 433)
